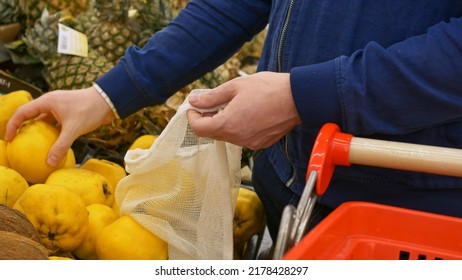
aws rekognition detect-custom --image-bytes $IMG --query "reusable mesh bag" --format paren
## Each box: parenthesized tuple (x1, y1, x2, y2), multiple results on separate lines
(115, 92, 242, 260)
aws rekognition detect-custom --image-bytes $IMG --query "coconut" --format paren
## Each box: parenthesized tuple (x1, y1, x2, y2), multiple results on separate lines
(0, 231, 49, 260)
(0, 204, 41, 243)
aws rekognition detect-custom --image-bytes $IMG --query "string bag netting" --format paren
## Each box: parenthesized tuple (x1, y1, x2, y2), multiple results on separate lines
(115, 91, 242, 259)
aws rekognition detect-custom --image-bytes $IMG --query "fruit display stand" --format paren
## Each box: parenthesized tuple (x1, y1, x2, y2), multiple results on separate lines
(0, 0, 272, 260)
(0, 107, 268, 260)
(1, 0, 267, 165)
(273, 123, 462, 260)
(0, 70, 42, 97)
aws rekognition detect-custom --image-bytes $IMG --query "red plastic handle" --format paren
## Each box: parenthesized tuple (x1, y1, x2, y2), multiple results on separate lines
(307, 123, 352, 195)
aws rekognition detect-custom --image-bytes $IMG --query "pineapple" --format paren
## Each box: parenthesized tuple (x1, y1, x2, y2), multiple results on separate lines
(22, 9, 114, 90)
(18, 0, 89, 27)
(76, 0, 140, 64)
(169, 0, 189, 18)
(23, 9, 150, 153)
(141, 55, 241, 132)
(0, 0, 22, 24)
(74, 1, 99, 32)
(235, 28, 268, 75)
(131, 0, 172, 46)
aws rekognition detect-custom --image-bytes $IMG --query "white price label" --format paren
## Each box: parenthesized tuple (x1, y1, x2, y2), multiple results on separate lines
(57, 23, 88, 57)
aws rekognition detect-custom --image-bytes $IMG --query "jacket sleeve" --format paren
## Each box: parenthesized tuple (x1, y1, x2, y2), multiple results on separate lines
(96, 0, 270, 118)
(290, 16, 462, 136)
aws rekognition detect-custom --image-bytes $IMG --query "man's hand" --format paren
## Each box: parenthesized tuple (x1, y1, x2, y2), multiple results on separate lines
(5, 87, 116, 167)
(187, 72, 301, 149)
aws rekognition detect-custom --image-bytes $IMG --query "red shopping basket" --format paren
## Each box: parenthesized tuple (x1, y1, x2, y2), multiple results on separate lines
(283, 201, 462, 260)
(273, 123, 462, 260)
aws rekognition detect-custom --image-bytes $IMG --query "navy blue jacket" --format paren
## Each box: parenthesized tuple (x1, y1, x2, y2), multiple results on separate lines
(96, 0, 462, 216)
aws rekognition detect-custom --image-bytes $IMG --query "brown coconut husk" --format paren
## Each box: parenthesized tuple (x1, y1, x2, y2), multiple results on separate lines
(0, 204, 42, 243)
(0, 231, 49, 260)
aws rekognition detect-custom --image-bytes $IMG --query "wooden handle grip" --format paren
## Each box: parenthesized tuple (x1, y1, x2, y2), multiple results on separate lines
(349, 137, 462, 177)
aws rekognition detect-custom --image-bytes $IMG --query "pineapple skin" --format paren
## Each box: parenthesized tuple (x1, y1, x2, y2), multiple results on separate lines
(18, 0, 89, 26)
(0, 0, 22, 24)
(45, 50, 114, 90)
(76, 0, 140, 64)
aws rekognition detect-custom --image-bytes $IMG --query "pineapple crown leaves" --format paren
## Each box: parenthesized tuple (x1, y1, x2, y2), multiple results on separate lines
(91, 0, 131, 22)
(0, 0, 22, 24)
(18, 0, 90, 26)
(22, 8, 78, 64)
(132, 0, 172, 27)
(131, 0, 173, 46)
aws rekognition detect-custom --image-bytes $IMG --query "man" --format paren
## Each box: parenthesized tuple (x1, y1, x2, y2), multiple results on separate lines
(7, 1, 462, 242)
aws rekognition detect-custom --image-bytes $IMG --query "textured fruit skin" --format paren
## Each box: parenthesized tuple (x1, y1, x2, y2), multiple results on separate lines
(46, 168, 114, 207)
(80, 158, 126, 191)
(18, 0, 89, 27)
(22, 9, 114, 91)
(13, 183, 90, 253)
(75, 0, 140, 64)
(128, 134, 158, 151)
(0, 90, 33, 140)
(0, 166, 29, 207)
(233, 187, 266, 245)
(6, 120, 67, 184)
(73, 203, 119, 260)
(95, 215, 168, 260)
(63, 148, 76, 168)
(0, 231, 50, 260)
(0, 139, 10, 167)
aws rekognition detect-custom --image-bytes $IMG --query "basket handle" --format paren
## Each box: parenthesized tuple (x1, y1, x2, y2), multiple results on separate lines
(308, 123, 462, 195)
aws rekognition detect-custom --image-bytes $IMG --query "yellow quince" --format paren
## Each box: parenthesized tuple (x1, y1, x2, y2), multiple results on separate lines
(80, 158, 126, 191)
(0, 139, 9, 167)
(6, 120, 67, 184)
(46, 168, 114, 206)
(233, 187, 266, 245)
(0, 166, 29, 207)
(13, 183, 90, 252)
(73, 203, 119, 260)
(95, 215, 168, 260)
(0, 90, 33, 140)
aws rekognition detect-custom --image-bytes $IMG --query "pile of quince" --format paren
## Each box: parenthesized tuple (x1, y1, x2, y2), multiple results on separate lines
(0, 89, 266, 260)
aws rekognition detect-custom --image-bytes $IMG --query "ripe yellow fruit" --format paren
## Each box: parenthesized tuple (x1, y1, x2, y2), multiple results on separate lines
(6, 120, 67, 184)
(46, 168, 114, 206)
(73, 203, 119, 260)
(95, 215, 168, 260)
(128, 134, 158, 151)
(0, 139, 9, 167)
(63, 148, 76, 168)
(233, 187, 266, 245)
(80, 158, 126, 190)
(48, 256, 75, 260)
(0, 90, 33, 140)
(116, 159, 197, 211)
(0, 166, 29, 207)
(13, 183, 90, 252)
(125, 134, 158, 166)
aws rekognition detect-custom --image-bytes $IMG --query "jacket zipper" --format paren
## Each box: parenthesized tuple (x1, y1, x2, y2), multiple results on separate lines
(278, 0, 296, 187)
(277, 0, 295, 72)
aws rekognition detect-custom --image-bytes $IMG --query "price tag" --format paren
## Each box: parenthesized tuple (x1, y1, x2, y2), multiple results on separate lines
(57, 23, 88, 57)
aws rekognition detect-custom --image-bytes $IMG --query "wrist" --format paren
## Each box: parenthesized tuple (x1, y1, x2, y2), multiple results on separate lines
(92, 83, 120, 120)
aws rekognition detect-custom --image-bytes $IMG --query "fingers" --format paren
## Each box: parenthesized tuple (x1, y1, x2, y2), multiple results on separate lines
(47, 130, 75, 167)
(186, 72, 299, 150)
(4, 100, 51, 141)
(186, 109, 223, 138)
(4, 87, 114, 168)
(188, 83, 237, 110)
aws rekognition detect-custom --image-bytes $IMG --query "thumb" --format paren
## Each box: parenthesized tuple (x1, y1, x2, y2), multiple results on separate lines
(47, 133, 74, 167)
(188, 87, 234, 110)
